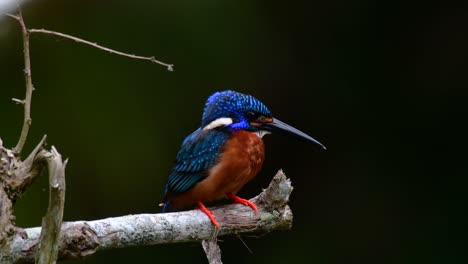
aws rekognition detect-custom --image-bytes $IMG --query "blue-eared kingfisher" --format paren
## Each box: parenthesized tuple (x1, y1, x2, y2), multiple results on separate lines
(161, 90, 325, 227)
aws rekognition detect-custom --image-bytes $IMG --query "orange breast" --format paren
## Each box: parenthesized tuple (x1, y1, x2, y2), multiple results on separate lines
(169, 130, 265, 209)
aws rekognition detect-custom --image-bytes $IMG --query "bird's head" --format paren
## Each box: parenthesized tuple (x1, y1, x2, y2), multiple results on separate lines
(201, 90, 326, 149)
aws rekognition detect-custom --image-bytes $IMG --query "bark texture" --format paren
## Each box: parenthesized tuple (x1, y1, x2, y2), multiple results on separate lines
(1, 170, 293, 263)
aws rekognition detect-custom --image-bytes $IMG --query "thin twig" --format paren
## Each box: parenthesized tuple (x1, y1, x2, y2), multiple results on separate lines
(12, 98, 25, 104)
(6, 13, 19, 20)
(6, 9, 174, 154)
(237, 235, 253, 254)
(28, 29, 174, 71)
(12, 8, 33, 155)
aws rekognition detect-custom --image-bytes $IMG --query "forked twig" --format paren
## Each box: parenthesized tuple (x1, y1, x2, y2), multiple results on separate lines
(6, 9, 173, 153)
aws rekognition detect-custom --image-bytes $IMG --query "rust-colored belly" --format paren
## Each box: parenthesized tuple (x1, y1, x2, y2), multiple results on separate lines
(170, 130, 265, 209)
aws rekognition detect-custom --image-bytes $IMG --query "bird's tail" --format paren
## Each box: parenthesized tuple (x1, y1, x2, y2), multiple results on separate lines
(161, 201, 171, 213)
(160, 183, 171, 213)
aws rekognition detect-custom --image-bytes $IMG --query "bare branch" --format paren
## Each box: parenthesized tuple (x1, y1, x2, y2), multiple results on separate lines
(5, 13, 19, 21)
(11, 98, 25, 105)
(11, 8, 33, 155)
(0, 184, 15, 248)
(0, 138, 27, 255)
(202, 240, 223, 264)
(7, 7, 174, 155)
(35, 147, 67, 264)
(3, 171, 293, 263)
(3, 135, 47, 202)
(28, 29, 174, 71)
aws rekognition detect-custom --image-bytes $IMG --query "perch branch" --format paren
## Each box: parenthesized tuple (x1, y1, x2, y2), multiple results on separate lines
(28, 29, 174, 71)
(35, 147, 67, 264)
(2, 170, 293, 263)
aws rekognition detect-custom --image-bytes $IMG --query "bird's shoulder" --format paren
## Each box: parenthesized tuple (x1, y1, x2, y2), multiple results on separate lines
(166, 128, 230, 193)
(176, 128, 230, 164)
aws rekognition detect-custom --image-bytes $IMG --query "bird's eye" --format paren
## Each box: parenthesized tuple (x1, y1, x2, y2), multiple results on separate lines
(245, 111, 257, 120)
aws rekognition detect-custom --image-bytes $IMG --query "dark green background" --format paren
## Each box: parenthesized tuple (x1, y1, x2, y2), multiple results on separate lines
(1, 1, 465, 263)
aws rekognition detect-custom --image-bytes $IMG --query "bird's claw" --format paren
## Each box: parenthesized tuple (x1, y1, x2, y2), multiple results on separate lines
(227, 192, 258, 213)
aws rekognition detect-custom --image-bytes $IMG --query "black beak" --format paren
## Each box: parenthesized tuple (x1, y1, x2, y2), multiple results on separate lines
(261, 118, 326, 150)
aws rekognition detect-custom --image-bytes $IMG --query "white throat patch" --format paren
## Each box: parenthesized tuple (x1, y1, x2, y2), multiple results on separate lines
(203, 117, 233, 130)
(255, 130, 271, 138)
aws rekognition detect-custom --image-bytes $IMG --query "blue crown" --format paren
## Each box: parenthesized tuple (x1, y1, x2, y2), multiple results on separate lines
(201, 90, 271, 128)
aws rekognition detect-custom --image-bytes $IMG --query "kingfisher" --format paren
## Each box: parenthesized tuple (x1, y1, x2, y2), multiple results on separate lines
(161, 90, 325, 227)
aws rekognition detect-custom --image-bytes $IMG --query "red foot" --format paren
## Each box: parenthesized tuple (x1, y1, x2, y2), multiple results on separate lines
(226, 192, 258, 213)
(197, 201, 220, 227)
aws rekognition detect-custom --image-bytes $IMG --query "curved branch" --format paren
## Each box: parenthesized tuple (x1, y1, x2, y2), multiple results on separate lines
(28, 29, 174, 71)
(11, 8, 33, 155)
(3, 171, 293, 263)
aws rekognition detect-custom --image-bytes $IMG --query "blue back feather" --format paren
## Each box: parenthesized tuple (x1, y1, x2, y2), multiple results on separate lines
(163, 128, 230, 209)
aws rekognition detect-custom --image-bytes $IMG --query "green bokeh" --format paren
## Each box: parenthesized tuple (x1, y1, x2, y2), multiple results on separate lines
(1, 1, 465, 263)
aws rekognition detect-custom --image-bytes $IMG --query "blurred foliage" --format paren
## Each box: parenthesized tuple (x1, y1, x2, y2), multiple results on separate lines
(1, 0, 466, 263)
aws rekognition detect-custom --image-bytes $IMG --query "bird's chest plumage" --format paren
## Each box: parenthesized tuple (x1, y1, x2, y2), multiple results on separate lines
(209, 130, 265, 195)
(188, 130, 264, 201)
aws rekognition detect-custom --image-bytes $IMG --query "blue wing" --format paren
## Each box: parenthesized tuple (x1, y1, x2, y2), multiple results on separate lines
(165, 128, 230, 195)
